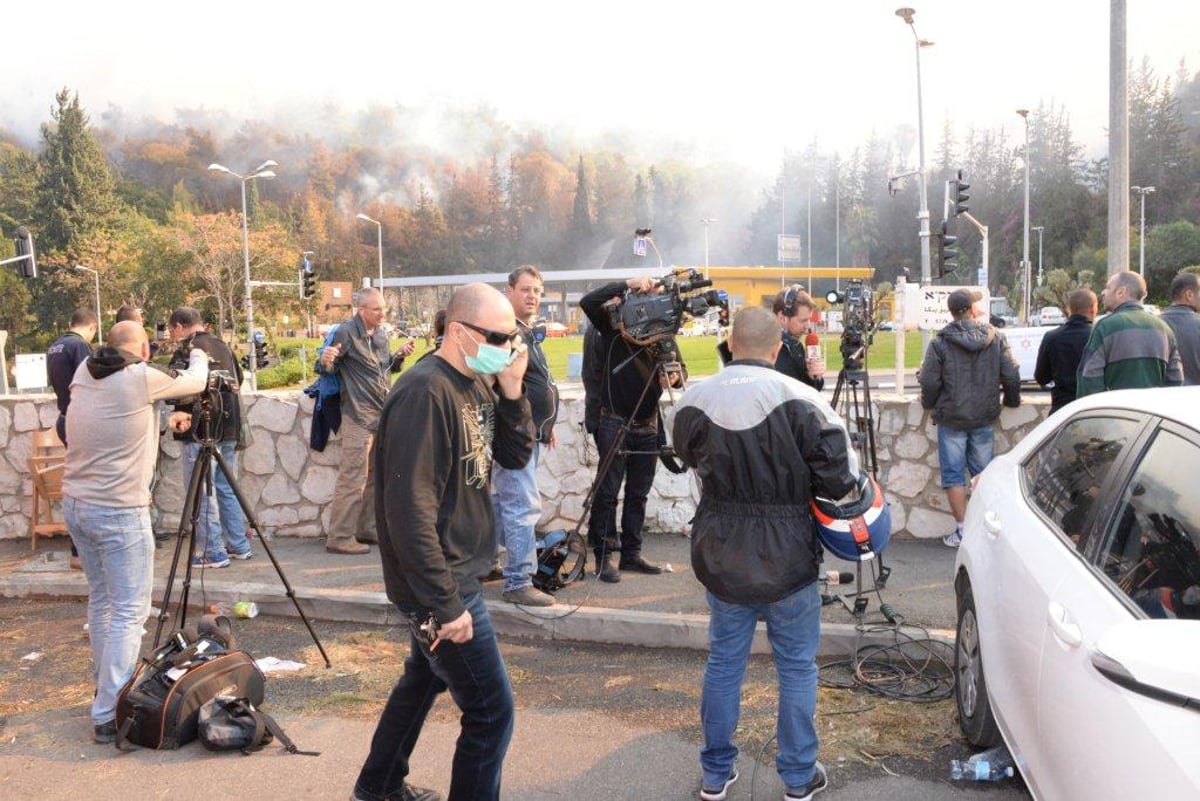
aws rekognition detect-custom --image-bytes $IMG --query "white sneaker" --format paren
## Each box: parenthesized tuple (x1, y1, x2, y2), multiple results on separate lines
(942, 529, 963, 548)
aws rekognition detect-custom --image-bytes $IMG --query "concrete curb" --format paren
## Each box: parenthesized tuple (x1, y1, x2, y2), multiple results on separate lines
(0, 572, 953, 657)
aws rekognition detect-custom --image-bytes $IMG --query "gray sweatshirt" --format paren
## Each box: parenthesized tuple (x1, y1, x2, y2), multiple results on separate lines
(64, 347, 209, 508)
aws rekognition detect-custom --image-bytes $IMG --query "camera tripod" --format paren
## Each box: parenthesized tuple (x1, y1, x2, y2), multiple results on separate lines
(828, 343, 890, 616)
(151, 396, 331, 667)
(552, 343, 685, 592)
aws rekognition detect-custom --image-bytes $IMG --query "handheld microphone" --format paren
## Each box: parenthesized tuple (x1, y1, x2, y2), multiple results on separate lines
(805, 332, 821, 362)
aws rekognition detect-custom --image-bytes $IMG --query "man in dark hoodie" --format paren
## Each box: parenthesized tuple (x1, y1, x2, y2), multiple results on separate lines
(919, 289, 1021, 547)
(61, 320, 209, 744)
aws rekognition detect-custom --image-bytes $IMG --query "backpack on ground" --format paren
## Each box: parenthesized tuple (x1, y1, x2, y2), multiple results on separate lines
(197, 695, 318, 756)
(115, 615, 265, 750)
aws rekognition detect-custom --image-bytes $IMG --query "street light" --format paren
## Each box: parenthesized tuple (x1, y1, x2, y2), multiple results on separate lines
(895, 8, 934, 291)
(73, 264, 102, 345)
(1131, 185, 1155, 274)
(1032, 226, 1045, 286)
(356, 213, 384, 288)
(700, 217, 718, 279)
(208, 159, 277, 391)
(1017, 109, 1031, 324)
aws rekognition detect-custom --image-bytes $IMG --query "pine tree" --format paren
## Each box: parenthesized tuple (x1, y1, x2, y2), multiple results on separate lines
(35, 89, 121, 254)
(569, 156, 594, 265)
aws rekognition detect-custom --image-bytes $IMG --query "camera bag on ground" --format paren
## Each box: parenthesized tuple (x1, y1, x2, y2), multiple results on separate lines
(115, 614, 265, 750)
(198, 695, 319, 756)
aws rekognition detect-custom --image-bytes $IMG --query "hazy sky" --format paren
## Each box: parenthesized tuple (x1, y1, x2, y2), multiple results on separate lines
(6, 0, 1198, 175)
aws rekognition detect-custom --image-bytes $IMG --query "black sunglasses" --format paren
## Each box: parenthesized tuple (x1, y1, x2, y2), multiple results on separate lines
(456, 320, 519, 347)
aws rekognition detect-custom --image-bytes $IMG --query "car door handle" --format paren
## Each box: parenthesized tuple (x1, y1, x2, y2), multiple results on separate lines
(983, 510, 1002, 538)
(1047, 601, 1082, 647)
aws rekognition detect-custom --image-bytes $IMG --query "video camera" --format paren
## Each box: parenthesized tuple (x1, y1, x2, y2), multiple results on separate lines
(825, 279, 875, 371)
(610, 268, 729, 350)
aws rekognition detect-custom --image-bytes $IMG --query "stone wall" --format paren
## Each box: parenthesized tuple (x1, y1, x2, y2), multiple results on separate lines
(2, 387, 1050, 543)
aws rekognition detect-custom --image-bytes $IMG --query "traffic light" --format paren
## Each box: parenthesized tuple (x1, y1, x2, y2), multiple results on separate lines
(300, 255, 317, 300)
(936, 220, 959, 278)
(950, 170, 970, 218)
(252, 329, 269, 369)
(13, 227, 37, 278)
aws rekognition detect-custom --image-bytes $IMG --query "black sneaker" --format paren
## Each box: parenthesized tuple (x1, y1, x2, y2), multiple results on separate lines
(699, 767, 738, 800)
(93, 720, 117, 744)
(784, 762, 827, 801)
(351, 784, 441, 801)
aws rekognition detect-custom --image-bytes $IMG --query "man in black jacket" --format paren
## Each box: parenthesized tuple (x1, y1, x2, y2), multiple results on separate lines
(920, 289, 1021, 547)
(673, 306, 857, 801)
(1034, 288, 1097, 413)
(353, 283, 532, 801)
(1160, 272, 1200, 385)
(579, 277, 684, 583)
(167, 307, 251, 568)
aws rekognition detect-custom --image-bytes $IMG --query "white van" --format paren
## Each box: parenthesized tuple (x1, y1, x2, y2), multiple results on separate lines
(1034, 306, 1066, 326)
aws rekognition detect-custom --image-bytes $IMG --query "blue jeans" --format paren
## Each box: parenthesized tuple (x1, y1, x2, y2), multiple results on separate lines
(354, 591, 514, 801)
(701, 583, 822, 791)
(182, 440, 250, 560)
(588, 415, 658, 560)
(936, 424, 995, 488)
(493, 443, 541, 592)
(64, 496, 155, 726)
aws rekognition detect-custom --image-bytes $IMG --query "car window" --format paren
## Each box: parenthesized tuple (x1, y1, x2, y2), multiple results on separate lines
(1092, 426, 1200, 620)
(1023, 415, 1142, 549)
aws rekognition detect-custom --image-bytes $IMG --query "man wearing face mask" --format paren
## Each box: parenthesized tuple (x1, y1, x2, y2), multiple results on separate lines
(352, 283, 533, 801)
(317, 287, 416, 555)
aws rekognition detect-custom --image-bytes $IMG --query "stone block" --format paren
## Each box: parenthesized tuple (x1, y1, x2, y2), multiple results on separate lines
(905, 506, 957, 539)
(262, 472, 301, 505)
(883, 461, 932, 499)
(1000, 404, 1039, 429)
(13, 403, 38, 433)
(884, 494, 907, 533)
(906, 402, 927, 428)
(893, 431, 929, 460)
(300, 465, 339, 505)
(37, 403, 58, 429)
(248, 395, 298, 434)
(241, 434, 278, 475)
(275, 434, 308, 481)
(308, 440, 340, 466)
(274, 522, 323, 539)
(297, 504, 320, 522)
(259, 505, 300, 527)
(0, 406, 10, 448)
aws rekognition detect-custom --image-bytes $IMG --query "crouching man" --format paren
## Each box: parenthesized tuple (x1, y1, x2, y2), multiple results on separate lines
(672, 307, 859, 801)
(63, 321, 210, 743)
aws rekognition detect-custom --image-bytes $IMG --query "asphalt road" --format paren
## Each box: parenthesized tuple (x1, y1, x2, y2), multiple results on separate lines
(0, 594, 1030, 801)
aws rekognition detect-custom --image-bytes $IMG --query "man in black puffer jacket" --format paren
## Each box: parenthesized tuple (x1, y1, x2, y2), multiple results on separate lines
(672, 306, 858, 801)
(919, 288, 1021, 548)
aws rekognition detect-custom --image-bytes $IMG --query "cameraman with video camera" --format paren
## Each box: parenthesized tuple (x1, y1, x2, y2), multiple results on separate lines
(166, 306, 252, 569)
(580, 276, 686, 583)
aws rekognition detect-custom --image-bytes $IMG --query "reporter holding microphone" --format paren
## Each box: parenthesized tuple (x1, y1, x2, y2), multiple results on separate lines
(772, 285, 825, 390)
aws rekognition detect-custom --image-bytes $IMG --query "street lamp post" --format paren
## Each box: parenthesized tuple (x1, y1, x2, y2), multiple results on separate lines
(74, 264, 102, 345)
(895, 8, 933, 291)
(1131, 185, 1155, 274)
(356, 213, 384, 288)
(208, 160, 277, 391)
(1017, 109, 1032, 325)
(700, 217, 717, 279)
(1032, 226, 1045, 286)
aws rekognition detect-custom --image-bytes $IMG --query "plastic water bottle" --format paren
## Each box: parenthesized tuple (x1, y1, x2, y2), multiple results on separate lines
(949, 759, 1013, 782)
(949, 744, 1015, 782)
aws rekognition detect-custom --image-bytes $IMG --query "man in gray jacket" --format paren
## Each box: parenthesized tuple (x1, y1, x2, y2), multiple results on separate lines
(919, 289, 1021, 547)
(1159, 271, 1200, 385)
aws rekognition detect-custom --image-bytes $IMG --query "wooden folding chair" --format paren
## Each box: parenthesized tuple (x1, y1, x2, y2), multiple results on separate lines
(29, 427, 68, 551)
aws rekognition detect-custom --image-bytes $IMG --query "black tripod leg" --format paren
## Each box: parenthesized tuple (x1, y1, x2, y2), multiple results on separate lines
(153, 446, 209, 649)
(210, 447, 332, 668)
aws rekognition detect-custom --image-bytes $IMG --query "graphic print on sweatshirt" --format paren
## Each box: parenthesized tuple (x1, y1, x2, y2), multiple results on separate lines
(460, 400, 495, 489)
